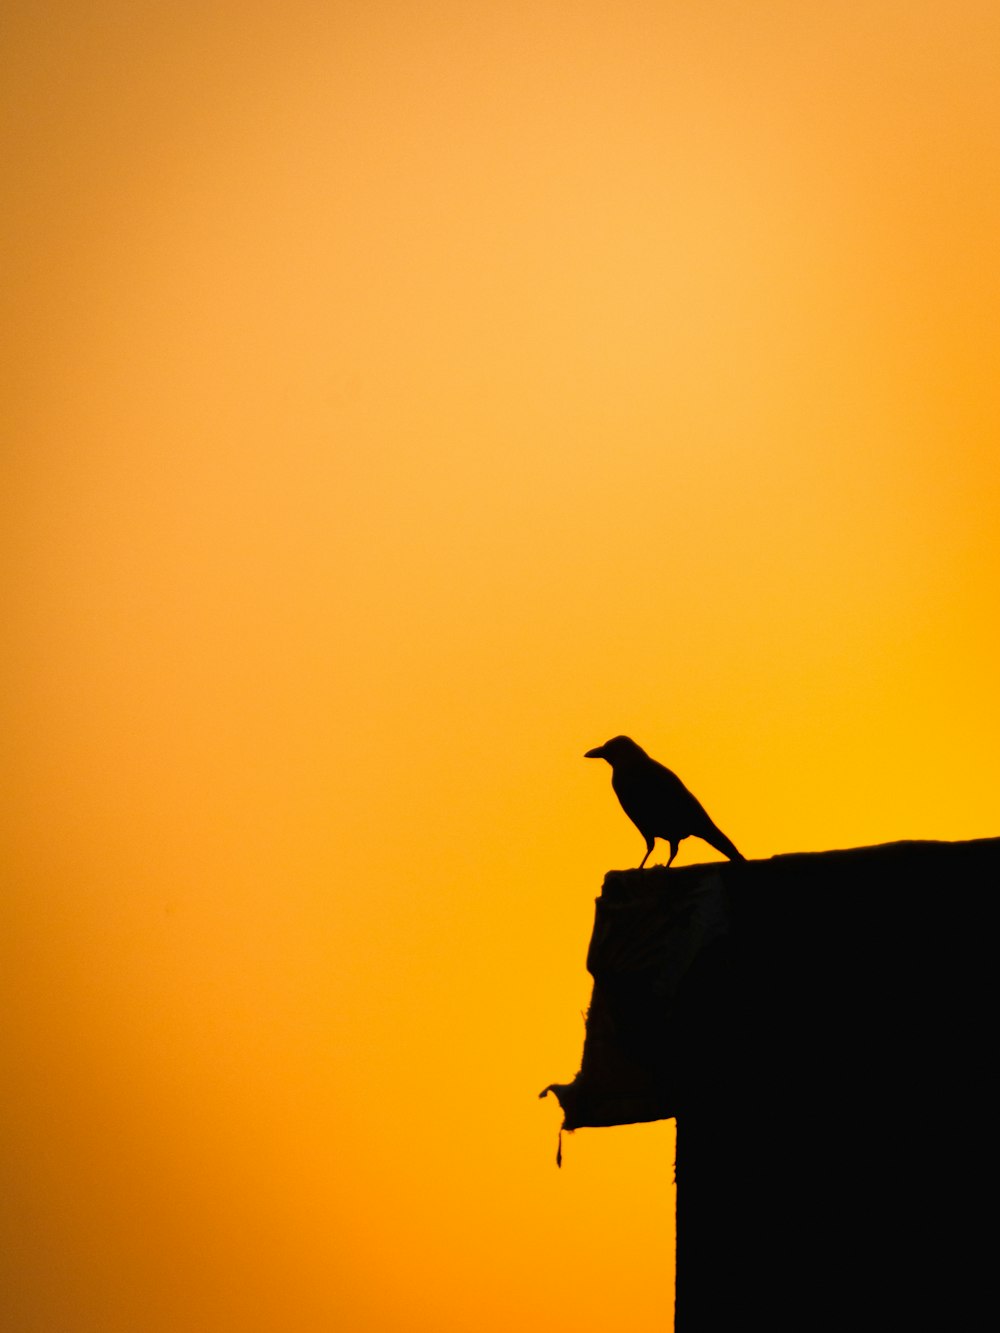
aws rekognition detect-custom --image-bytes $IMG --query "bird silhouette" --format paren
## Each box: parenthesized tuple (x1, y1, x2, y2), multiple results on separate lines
(585, 735, 745, 869)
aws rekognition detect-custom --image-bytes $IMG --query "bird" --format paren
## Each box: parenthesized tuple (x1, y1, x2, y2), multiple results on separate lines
(585, 735, 745, 869)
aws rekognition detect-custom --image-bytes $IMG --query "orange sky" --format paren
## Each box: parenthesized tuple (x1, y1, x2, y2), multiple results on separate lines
(3, 3, 999, 1330)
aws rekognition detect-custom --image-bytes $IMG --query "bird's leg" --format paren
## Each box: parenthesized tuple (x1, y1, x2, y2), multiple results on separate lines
(666, 840, 679, 868)
(638, 838, 655, 870)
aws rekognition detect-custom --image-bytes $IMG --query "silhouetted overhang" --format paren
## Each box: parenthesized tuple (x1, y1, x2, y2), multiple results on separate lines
(541, 837, 1000, 1133)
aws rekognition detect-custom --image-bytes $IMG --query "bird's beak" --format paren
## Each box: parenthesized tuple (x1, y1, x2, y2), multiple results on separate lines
(584, 746, 606, 759)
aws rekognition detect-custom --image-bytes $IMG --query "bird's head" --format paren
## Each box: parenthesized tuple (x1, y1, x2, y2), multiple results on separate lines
(584, 735, 646, 767)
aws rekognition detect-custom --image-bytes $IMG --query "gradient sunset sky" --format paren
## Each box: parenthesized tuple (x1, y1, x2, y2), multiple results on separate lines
(4, 3, 999, 1330)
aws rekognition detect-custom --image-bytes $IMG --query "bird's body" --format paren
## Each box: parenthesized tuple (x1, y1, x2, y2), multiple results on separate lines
(585, 735, 744, 869)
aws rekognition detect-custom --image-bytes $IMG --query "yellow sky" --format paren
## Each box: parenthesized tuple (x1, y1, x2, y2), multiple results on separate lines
(3, 3, 999, 1330)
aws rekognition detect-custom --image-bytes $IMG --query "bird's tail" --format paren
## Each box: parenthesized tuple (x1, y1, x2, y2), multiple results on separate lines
(704, 822, 745, 863)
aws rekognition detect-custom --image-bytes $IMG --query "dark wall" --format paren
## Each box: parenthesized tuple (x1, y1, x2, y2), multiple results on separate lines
(544, 839, 1000, 1331)
(675, 840, 999, 1331)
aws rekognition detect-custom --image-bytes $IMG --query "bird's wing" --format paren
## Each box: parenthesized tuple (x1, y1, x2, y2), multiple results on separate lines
(646, 759, 702, 811)
(614, 759, 699, 837)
